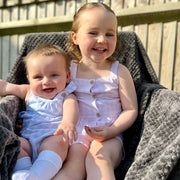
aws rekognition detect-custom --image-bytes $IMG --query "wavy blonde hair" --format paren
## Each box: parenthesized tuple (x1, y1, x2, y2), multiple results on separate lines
(66, 2, 120, 63)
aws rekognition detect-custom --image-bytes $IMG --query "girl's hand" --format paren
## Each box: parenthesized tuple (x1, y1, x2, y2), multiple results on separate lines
(85, 126, 111, 142)
(54, 122, 78, 145)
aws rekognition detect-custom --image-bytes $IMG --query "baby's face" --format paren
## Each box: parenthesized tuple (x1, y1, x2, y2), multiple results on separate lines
(27, 54, 70, 99)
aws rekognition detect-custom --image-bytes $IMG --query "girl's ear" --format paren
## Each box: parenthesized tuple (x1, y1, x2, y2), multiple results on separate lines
(66, 71, 71, 83)
(71, 32, 78, 45)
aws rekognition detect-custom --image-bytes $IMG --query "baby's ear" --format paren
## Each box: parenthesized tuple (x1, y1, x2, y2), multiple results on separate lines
(71, 32, 78, 45)
(27, 75, 29, 81)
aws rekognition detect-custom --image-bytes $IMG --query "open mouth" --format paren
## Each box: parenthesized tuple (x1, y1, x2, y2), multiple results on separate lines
(92, 48, 107, 53)
(43, 88, 55, 93)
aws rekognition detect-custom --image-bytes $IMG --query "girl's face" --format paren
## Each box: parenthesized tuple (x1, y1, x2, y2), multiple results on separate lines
(27, 54, 70, 99)
(72, 7, 117, 64)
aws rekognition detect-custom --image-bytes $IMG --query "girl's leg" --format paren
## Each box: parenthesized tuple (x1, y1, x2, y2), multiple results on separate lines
(86, 138, 123, 180)
(53, 143, 88, 180)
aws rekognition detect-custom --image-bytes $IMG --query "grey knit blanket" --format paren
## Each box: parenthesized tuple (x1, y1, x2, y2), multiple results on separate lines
(0, 31, 179, 180)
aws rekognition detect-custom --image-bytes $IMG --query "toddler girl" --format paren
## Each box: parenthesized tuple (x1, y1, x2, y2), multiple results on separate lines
(53, 2, 138, 180)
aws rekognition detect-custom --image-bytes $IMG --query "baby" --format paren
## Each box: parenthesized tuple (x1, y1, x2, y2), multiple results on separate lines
(0, 43, 79, 180)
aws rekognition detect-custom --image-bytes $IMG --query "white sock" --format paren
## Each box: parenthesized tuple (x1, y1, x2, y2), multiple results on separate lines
(13, 157, 32, 172)
(12, 170, 38, 180)
(29, 150, 62, 180)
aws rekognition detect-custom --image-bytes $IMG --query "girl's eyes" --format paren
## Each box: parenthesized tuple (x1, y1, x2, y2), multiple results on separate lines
(89, 32, 97, 35)
(106, 33, 114, 37)
(88, 32, 115, 37)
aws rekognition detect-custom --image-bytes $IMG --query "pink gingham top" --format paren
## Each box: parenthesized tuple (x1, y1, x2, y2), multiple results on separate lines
(70, 61, 122, 146)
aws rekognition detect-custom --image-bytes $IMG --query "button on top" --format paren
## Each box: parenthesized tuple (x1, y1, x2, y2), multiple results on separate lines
(92, 95, 96, 99)
(96, 113, 101, 117)
(90, 80, 94, 84)
(61, 92, 67, 97)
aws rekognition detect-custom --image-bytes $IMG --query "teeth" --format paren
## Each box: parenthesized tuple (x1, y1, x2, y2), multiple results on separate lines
(97, 48, 105, 50)
(94, 48, 106, 51)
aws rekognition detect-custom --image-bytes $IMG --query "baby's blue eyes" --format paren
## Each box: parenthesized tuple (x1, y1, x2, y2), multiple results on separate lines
(35, 76, 42, 79)
(51, 74, 58, 77)
(34, 74, 59, 79)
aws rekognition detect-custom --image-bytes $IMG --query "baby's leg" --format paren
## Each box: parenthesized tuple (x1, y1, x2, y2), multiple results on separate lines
(86, 138, 123, 180)
(12, 134, 68, 180)
(39, 133, 69, 162)
(18, 137, 32, 158)
(30, 134, 69, 179)
(53, 143, 88, 180)
(13, 137, 32, 172)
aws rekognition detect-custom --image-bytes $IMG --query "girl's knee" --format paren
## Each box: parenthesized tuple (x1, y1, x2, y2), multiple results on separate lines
(86, 140, 121, 165)
(88, 141, 105, 156)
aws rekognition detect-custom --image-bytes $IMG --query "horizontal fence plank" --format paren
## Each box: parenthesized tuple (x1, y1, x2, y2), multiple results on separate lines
(0, 2, 180, 36)
(116, 2, 180, 26)
(0, 16, 73, 36)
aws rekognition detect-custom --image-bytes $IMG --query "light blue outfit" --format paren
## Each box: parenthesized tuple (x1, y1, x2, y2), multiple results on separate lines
(19, 81, 76, 162)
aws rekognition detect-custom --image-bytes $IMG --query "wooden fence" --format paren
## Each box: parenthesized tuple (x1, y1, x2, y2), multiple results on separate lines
(0, 0, 180, 92)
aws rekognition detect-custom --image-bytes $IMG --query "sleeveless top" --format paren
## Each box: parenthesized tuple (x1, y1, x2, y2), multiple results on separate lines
(70, 61, 122, 134)
(19, 81, 76, 162)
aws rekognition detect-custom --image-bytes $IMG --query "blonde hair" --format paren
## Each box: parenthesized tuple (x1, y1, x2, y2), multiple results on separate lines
(24, 43, 70, 73)
(66, 2, 119, 63)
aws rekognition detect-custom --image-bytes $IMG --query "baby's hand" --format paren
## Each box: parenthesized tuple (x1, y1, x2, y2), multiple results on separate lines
(85, 125, 110, 142)
(54, 122, 78, 145)
(0, 79, 8, 97)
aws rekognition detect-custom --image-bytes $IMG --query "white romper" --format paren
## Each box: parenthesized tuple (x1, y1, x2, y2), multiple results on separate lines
(19, 81, 76, 162)
(70, 61, 124, 149)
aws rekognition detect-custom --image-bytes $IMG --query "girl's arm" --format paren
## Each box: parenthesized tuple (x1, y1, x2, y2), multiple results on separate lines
(110, 63, 138, 136)
(0, 79, 30, 100)
(54, 93, 79, 145)
(85, 63, 138, 141)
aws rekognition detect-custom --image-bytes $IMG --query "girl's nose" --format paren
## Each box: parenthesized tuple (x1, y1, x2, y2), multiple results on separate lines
(97, 35, 106, 43)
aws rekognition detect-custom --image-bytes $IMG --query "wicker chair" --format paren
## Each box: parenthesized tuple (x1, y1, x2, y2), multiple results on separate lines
(0, 31, 180, 180)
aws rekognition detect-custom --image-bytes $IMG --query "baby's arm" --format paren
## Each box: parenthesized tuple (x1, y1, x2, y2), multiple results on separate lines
(54, 93, 79, 145)
(85, 64, 138, 141)
(0, 79, 30, 100)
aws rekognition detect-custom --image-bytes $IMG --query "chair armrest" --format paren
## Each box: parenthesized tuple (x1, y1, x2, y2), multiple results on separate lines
(0, 95, 21, 179)
(125, 88, 180, 179)
(115, 82, 165, 179)
(0, 95, 21, 129)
